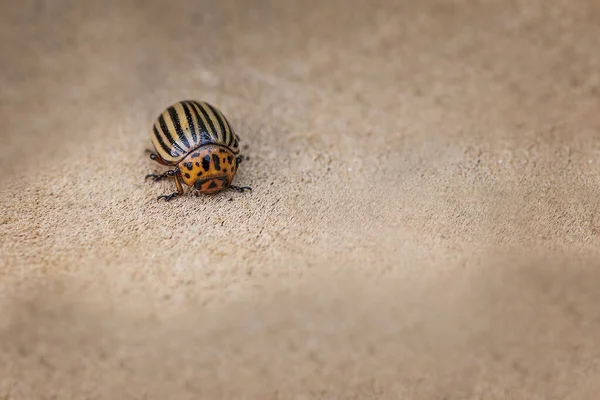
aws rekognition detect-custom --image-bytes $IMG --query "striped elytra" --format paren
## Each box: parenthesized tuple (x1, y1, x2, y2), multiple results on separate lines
(145, 100, 251, 201)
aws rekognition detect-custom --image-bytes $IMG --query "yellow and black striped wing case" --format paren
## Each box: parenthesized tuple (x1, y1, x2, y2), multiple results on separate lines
(151, 100, 240, 164)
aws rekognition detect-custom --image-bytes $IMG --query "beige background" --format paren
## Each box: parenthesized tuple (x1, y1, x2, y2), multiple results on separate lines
(2, 0, 600, 398)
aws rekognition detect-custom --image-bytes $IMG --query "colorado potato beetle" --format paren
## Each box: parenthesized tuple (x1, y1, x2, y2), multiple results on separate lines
(145, 100, 251, 201)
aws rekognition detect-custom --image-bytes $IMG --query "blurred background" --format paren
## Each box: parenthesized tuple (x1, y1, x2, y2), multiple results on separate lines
(1, 0, 600, 398)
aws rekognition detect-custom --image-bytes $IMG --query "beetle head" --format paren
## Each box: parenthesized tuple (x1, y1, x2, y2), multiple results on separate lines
(177, 144, 238, 194)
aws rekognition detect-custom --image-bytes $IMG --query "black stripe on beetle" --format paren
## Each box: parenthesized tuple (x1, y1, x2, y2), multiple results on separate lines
(158, 114, 186, 154)
(167, 106, 190, 148)
(194, 101, 218, 141)
(153, 126, 175, 157)
(181, 102, 197, 143)
(187, 101, 214, 144)
(205, 102, 230, 145)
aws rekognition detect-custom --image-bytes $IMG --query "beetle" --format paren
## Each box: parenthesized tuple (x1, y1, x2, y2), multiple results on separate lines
(145, 100, 251, 201)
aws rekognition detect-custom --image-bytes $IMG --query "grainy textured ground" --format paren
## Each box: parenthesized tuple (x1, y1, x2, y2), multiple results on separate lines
(1, 0, 600, 399)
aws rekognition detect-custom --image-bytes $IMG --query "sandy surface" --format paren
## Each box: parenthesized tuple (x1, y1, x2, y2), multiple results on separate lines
(2, 0, 600, 398)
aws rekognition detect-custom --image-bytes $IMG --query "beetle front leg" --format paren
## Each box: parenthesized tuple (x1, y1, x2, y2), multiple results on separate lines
(157, 192, 180, 202)
(229, 185, 252, 193)
(145, 169, 177, 182)
(146, 149, 170, 166)
(157, 172, 184, 202)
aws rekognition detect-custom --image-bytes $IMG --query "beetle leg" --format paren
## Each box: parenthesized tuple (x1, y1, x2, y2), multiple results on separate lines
(157, 172, 184, 202)
(157, 192, 180, 202)
(145, 169, 176, 182)
(146, 149, 170, 166)
(229, 185, 252, 193)
(174, 173, 184, 194)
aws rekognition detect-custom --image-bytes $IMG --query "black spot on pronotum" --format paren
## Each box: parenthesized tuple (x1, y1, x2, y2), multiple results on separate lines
(212, 154, 221, 171)
(195, 162, 200, 167)
(223, 169, 227, 173)
(208, 181, 217, 189)
(219, 149, 227, 153)
(185, 173, 191, 179)
(192, 152, 200, 158)
(202, 155, 210, 171)
(185, 162, 193, 170)
(227, 155, 233, 164)
(197, 172, 202, 177)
